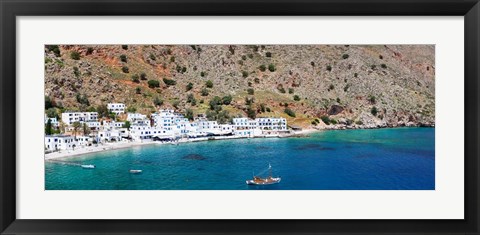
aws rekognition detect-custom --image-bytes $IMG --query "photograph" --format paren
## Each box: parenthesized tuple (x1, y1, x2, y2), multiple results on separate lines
(44, 44, 435, 190)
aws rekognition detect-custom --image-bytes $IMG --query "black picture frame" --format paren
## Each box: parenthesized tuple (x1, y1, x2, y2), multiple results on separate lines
(1, 0, 479, 234)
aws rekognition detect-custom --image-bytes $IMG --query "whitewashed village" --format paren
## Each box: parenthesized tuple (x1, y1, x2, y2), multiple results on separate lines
(44, 102, 294, 157)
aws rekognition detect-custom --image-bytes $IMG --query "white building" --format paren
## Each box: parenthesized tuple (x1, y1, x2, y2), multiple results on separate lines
(256, 117, 288, 132)
(232, 118, 258, 130)
(44, 135, 76, 151)
(107, 103, 126, 115)
(104, 120, 125, 129)
(127, 113, 147, 121)
(86, 121, 101, 131)
(44, 114, 59, 127)
(76, 136, 93, 147)
(61, 112, 98, 125)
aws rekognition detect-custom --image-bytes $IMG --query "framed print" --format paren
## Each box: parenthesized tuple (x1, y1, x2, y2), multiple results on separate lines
(1, 0, 479, 234)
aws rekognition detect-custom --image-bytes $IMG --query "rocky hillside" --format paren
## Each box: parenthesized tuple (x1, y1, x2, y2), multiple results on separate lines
(44, 44, 435, 129)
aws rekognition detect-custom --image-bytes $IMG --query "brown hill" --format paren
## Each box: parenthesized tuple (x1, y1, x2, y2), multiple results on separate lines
(44, 44, 435, 129)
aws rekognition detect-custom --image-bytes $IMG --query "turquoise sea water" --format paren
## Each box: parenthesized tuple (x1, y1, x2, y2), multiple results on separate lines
(45, 127, 435, 190)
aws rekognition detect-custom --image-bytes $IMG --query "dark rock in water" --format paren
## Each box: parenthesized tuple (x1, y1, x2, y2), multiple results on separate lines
(255, 146, 271, 150)
(296, 144, 334, 151)
(183, 154, 206, 160)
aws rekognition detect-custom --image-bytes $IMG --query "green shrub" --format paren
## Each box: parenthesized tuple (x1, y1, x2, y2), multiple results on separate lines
(135, 87, 141, 94)
(284, 108, 296, 117)
(254, 78, 260, 83)
(293, 95, 301, 101)
(200, 71, 206, 77)
(278, 87, 286, 93)
(206, 80, 213, 88)
(288, 88, 294, 94)
(76, 94, 89, 106)
(321, 116, 331, 125)
(149, 53, 156, 61)
(187, 93, 196, 104)
(87, 47, 93, 55)
(266, 107, 271, 112)
(368, 95, 376, 104)
(247, 88, 254, 95)
(70, 51, 81, 60)
(354, 73, 358, 78)
(153, 96, 163, 106)
(120, 54, 127, 63)
(122, 45, 128, 50)
(330, 119, 338, 125)
(201, 88, 209, 96)
(242, 71, 249, 78)
(268, 64, 276, 72)
(163, 78, 176, 86)
(131, 74, 140, 83)
(140, 72, 147, 80)
(266, 52, 272, 57)
(170, 56, 175, 63)
(259, 64, 266, 72)
(328, 84, 335, 91)
(122, 66, 129, 73)
(186, 82, 193, 91)
(185, 109, 194, 121)
(371, 106, 378, 116)
(355, 120, 363, 125)
(46, 45, 61, 57)
(242, 55, 247, 60)
(73, 67, 80, 77)
(222, 95, 233, 105)
(381, 64, 387, 69)
(246, 106, 256, 119)
(147, 79, 160, 88)
(248, 54, 253, 59)
(342, 54, 349, 59)
(371, 65, 376, 70)
(326, 65, 332, 71)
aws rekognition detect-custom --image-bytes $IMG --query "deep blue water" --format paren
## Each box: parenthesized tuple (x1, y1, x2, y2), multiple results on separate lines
(45, 128, 435, 190)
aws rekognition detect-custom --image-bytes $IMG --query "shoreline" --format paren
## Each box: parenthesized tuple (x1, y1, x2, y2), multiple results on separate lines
(44, 126, 432, 160)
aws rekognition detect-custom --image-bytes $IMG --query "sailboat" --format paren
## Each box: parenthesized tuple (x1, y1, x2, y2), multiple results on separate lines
(246, 164, 281, 185)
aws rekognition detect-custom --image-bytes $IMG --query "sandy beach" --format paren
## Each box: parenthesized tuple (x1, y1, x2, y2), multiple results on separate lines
(44, 129, 320, 160)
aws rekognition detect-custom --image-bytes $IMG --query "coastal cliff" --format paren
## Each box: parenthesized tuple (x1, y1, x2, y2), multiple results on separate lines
(44, 45, 435, 129)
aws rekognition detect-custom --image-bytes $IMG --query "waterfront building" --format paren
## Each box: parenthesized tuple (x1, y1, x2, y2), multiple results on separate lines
(75, 136, 94, 147)
(107, 103, 126, 115)
(44, 135, 76, 151)
(61, 112, 98, 125)
(256, 117, 288, 133)
(232, 118, 258, 130)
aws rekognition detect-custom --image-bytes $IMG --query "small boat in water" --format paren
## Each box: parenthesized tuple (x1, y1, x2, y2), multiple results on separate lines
(246, 164, 281, 185)
(130, 170, 142, 174)
(81, 164, 95, 169)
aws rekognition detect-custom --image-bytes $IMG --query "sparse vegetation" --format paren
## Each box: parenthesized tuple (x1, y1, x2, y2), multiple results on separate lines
(284, 108, 296, 117)
(206, 80, 213, 88)
(122, 45, 128, 50)
(73, 67, 80, 77)
(259, 64, 266, 72)
(222, 95, 233, 105)
(140, 72, 147, 80)
(371, 106, 378, 116)
(201, 88, 209, 96)
(288, 88, 294, 94)
(120, 54, 127, 63)
(131, 74, 140, 83)
(186, 82, 193, 91)
(381, 64, 387, 69)
(46, 45, 61, 57)
(268, 64, 276, 72)
(266, 52, 272, 57)
(163, 78, 176, 86)
(147, 80, 160, 88)
(242, 71, 249, 78)
(122, 66, 129, 73)
(342, 54, 349, 59)
(70, 51, 81, 60)
(247, 88, 254, 95)
(326, 65, 332, 71)
(293, 95, 301, 101)
(153, 96, 163, 106)
(321, 116, 331, 125)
